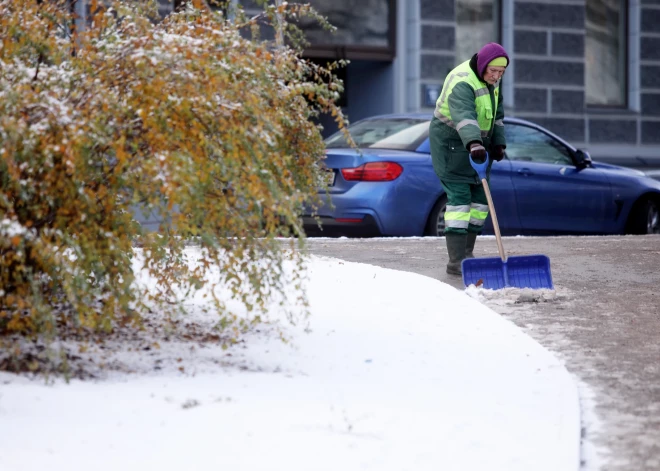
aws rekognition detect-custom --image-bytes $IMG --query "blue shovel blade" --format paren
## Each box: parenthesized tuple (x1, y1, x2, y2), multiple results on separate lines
(462, 254, 554, 290)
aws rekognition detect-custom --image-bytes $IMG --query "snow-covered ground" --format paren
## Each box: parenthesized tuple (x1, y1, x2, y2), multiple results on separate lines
(0, 249, 598, 470)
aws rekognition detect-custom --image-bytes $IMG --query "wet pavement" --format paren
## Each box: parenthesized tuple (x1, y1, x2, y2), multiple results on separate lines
(303, 235, 660, 471)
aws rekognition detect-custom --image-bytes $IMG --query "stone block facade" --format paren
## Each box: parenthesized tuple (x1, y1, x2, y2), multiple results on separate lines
(417, 0, 660, 160)
(419, 0, 456, 85)
(641, 1, 660, 145)
(151, 0, 660, 161)
(511, 0, 587, 143)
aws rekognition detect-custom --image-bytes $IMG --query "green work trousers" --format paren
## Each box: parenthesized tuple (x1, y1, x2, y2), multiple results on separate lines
(441, 179, 490, 235)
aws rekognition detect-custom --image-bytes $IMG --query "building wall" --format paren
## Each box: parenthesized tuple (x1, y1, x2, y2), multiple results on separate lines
(415, 0, 660, 165)
(641, 0, 660, 148)
(510, 0, 587, 144)
(418, 0, 456, 111)
(153, 0, 660, 164)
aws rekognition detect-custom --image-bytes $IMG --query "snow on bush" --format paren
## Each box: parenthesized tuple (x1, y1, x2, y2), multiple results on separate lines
(0, 0, 349, 358)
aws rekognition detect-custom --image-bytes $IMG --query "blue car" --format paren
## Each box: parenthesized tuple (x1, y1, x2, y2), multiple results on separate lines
(303, 114, 660, 237)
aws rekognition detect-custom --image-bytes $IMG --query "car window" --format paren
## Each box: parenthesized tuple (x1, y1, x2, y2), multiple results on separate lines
(504, 124, 574, 165)
(325, 118, 430, 151)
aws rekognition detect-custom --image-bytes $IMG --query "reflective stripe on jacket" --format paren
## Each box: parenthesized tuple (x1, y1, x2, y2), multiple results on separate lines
(434, 60, 498, 140)
(429, 54, 506, 184)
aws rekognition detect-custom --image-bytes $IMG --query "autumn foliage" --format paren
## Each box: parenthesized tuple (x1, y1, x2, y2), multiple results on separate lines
(0, 0, 348, 342)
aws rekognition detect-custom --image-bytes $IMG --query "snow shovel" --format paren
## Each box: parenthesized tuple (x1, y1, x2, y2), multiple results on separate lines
(461, 154, 554, 290)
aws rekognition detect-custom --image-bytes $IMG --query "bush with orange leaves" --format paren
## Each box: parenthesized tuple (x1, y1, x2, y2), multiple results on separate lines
(0, 0, 348, 345)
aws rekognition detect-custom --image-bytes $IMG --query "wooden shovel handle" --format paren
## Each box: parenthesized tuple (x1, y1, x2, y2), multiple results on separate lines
(481, 178, 506, 262)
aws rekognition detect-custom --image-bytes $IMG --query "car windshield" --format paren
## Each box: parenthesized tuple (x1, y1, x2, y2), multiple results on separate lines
(324, 118, 430, 151)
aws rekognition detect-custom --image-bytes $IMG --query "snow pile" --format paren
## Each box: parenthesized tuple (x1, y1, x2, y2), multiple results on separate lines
(0, 251, 584, 471)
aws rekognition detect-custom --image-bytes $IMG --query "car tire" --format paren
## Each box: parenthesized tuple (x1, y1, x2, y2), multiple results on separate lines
(627, 197, 660, 235)
(425, 196, 447, 236)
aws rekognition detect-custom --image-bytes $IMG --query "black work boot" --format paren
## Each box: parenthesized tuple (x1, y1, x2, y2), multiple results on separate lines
(465, 232, 478, 259)
(445, 232, 467, 275)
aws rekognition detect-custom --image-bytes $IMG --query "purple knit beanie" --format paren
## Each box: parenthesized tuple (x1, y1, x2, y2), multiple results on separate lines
(476, 42, 509, 78)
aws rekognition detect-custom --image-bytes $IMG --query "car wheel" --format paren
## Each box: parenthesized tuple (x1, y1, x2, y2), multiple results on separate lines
(628, 198, 660, 234)
(425, 196, 447, 236)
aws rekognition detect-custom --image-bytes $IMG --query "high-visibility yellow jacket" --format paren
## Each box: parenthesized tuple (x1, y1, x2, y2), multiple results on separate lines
(429, 55, 506, 184)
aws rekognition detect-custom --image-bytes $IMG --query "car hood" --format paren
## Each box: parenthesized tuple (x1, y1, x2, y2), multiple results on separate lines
(591, 161, 647, 176)
(591, 161, 660, 191)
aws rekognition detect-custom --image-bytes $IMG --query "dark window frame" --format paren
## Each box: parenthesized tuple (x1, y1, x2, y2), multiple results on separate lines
(301, 0, 397, 61)
(585, 0, 629, 110)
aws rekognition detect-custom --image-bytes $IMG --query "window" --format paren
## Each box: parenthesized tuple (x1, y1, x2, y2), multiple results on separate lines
(294, 0, 395, 60)
(298, 0, 391, 48)
(325, 118, 430, 151)
(236, 1, 395, 60)
(586, 0, 627, 106)
(456, 0, 500, 64)
(504, 125, 574, 166)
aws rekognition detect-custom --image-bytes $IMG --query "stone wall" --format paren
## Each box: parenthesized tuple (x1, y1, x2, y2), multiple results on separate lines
(417, 0, 660, 157)
(419, 0, 456, 108)
(641, 0, 660, 144)
(512, 0, 587, 143)
(153, 0, 660, 158)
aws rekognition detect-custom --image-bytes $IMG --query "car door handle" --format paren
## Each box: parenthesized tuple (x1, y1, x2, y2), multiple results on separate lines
(517, 168, 534, 176)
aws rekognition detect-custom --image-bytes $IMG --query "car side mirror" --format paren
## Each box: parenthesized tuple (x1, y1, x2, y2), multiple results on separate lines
(574, 149, 592, 169)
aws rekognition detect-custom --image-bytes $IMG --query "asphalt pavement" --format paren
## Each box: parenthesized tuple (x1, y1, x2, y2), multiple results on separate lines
(303, 234, 660, 471)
